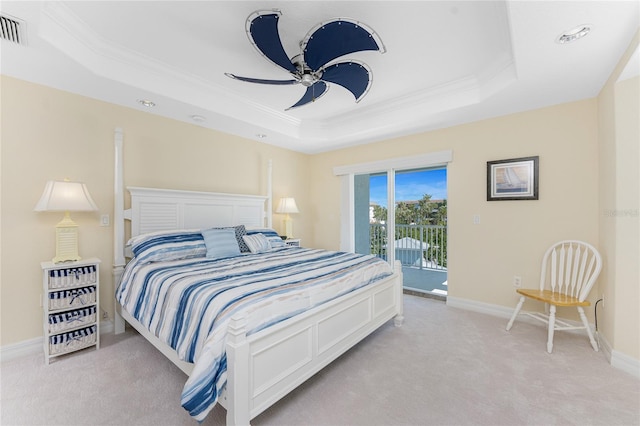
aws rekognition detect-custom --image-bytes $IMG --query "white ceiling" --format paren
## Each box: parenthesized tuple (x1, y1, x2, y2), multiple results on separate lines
(1, 1, 638, 154)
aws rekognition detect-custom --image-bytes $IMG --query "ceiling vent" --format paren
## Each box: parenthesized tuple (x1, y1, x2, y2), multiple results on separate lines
(0, 14, 26, 45)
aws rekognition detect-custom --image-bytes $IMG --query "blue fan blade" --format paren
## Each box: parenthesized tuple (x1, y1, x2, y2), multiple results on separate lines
(248, 12, 298, 73)
(303, 20, 382, 70)
(225, 73, 298, 85)
(320, 62, 371, 101)
(286, 81, 328, 110)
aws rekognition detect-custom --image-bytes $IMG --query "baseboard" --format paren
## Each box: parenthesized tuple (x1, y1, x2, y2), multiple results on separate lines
(1, 319, 115, 363)
(0, 336, 41, 362)
(599, 332, 640, 378)
(101, 319, 114, 334)
(611, 349, 640, 378)
(597, 331, 613, 361)
(446, 296, 515, 319)
(446, 296, 640, 378)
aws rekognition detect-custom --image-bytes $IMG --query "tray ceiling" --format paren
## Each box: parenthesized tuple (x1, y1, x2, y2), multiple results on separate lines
(1, 1, 638, 153)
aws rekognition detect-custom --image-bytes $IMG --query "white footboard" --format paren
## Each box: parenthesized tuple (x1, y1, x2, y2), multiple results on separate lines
(223, 261, 403, 425)
(114, 262, 403, 425)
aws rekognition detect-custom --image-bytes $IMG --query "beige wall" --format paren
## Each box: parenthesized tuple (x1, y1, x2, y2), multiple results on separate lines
(597, 30, 639, 361)
(0, 76, 310, 346)
(309, 100, 600, 315)
(2, 37, 637, 367)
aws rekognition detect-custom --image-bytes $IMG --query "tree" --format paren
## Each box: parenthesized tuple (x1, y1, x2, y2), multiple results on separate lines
(372, 205, 387, 223)
(434, 199, 447, 226)
(396, 194, 436, 225)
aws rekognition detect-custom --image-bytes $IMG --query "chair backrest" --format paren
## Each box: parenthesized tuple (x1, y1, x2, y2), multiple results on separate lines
(539, 240, 602, 301)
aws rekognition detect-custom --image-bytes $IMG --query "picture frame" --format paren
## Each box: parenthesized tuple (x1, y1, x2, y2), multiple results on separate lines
(487, 156, 539, 201)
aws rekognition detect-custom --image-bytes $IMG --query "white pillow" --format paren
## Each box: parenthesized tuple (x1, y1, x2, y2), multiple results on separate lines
(242, 233, 271, 253)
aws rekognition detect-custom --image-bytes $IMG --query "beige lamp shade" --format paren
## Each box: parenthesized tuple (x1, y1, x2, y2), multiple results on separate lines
(35, 180, 98, 263)
(275, 197, 299, 214)
(34, 180, 98, 212)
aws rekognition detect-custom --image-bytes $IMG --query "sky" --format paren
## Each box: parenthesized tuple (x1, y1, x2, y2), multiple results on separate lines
(370, 168, 447, 208)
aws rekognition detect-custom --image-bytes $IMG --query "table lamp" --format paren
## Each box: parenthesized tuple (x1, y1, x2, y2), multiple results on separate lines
(34, 180, 98, 263)
(276, 197, 299, 238)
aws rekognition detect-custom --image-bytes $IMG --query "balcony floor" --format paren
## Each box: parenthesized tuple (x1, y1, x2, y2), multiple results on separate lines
(402, 266, 447, 298)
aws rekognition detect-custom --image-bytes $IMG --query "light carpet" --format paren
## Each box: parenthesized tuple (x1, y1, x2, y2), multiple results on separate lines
(1, 295, 638, 425)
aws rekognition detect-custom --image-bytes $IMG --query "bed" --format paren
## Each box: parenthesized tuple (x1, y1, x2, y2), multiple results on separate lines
(111, 129, 404, 424)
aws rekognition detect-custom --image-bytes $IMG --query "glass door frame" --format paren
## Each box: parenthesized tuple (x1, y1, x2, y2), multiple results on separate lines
(333, 150, 453, 270)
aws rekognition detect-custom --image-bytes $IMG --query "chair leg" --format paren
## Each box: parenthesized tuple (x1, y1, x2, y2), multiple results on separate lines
(578, 306, 599, 351)
(506, 296, 525, 331)
(547, 305, 556, 353)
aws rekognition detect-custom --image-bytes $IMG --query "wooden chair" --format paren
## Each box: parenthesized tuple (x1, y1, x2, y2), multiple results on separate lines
(506, 240, 602, 353)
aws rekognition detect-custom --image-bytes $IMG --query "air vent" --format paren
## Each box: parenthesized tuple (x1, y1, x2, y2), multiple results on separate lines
(1, 14, 26, 45)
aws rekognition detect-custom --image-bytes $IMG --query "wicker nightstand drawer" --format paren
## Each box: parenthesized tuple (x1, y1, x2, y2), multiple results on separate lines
(47, 265, 97, 289)
(48, 306, 97, 333)
(48, 286, 96, 311)
(49, 325, 97, 355)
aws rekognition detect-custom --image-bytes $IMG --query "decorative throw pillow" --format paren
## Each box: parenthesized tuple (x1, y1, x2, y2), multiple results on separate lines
(245, 228, 280, 238)
(202, 228, 241, 259)
(128, 229, 206, 263)
(212, 225, 249, 253)
(267, 236, 286, 248)
(245, 227, 285, 248)
(242, 233, 272, 254)
(234, 225, 249, 253)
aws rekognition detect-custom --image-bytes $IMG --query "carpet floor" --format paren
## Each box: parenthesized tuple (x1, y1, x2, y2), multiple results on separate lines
(1, 295, 638, 426)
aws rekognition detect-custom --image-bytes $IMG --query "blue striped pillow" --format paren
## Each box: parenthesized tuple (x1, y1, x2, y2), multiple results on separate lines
(202, 228, 241, 259)
(212, 225, 249, 253)
(245, 228, 285, 248)
(245, 228, 280, 238)
(129, 230, 206, 263)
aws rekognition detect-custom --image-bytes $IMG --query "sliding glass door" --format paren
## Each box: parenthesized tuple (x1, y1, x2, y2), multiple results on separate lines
(354, 167, 448, 297)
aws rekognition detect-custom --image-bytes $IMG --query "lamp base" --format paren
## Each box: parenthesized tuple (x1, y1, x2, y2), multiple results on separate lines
(283, 215, 294, 239)
(53, 213, 82, 263)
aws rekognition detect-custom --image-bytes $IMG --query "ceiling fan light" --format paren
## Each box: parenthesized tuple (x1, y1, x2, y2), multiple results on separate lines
(300, 74, 315, 87)
(556, 24, 592, 44)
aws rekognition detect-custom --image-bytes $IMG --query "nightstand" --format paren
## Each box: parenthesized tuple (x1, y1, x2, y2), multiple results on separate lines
(285, 239, 301, 247)
(41, 258, 100, 364)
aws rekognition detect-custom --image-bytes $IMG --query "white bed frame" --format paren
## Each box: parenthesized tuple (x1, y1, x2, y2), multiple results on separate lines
(111, 129, 404, 425)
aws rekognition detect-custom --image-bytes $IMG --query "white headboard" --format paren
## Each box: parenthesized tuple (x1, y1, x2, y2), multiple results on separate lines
(127, 187, 268, 237)
(112, 127, 273, 283)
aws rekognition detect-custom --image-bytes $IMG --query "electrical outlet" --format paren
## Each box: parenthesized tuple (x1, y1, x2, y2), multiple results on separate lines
(513, 276, 522, 288)
(103, 311, 109, 320)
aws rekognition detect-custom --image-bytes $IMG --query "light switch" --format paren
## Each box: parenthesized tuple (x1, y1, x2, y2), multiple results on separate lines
(473, 214, 480, 224)
(100, 214, 110, 227)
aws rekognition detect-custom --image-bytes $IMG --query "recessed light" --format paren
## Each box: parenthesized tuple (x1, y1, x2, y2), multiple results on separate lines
(556, 24, 592, 44)
(137, 99, 156, 107)
(256, 134, 267, 139)
(190, 115, 206, 122)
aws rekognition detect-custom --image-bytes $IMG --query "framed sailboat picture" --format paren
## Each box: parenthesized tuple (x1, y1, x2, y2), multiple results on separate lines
(487, 156, 539, 201)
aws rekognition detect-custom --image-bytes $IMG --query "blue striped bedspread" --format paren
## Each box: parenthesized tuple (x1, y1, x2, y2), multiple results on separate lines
(115, 247, 392, 421)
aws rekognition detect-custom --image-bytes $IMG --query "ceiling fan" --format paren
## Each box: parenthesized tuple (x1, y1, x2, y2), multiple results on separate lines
(225, 9, 385, 110)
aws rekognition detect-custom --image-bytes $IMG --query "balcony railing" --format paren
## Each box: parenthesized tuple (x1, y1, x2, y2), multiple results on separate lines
(370, 223, 447, 271)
